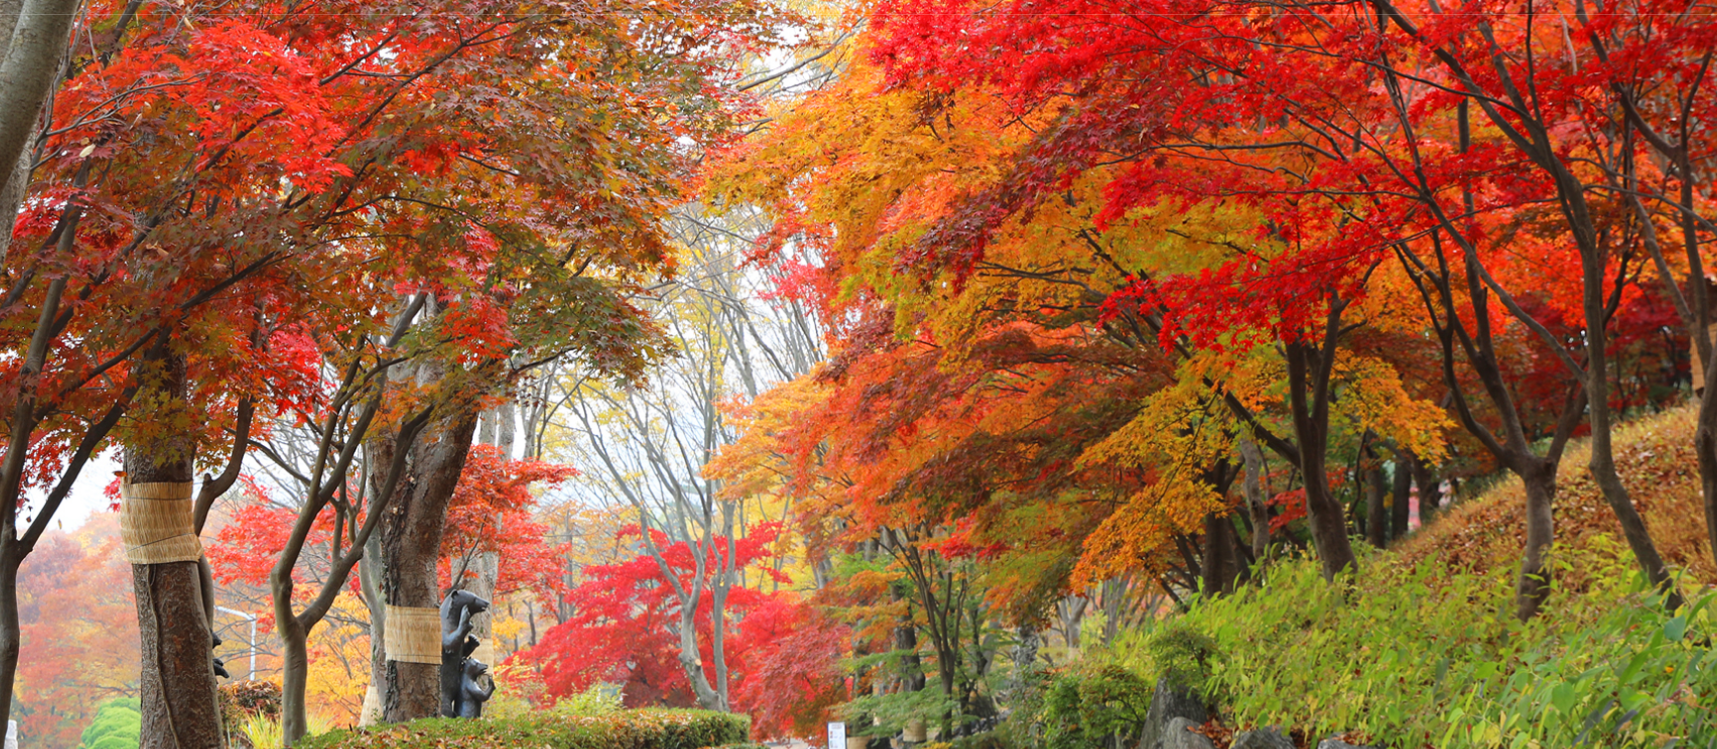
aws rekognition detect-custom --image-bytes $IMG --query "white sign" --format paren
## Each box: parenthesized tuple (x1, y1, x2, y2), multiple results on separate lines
(827, 722, 846, 749)
(6, 719, 16, 749)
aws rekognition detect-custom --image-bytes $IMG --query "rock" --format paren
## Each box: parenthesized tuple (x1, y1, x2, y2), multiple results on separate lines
(1137, 678, 1208, 749)
(1230, 728, 1294, 749)
(1160, 718, 1214, 749)
(1316, 739, 1376, 749)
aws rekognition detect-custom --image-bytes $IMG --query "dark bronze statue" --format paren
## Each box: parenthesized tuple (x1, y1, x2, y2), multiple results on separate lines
(439, 590, 491, 718)
(455, 658, 495, 718)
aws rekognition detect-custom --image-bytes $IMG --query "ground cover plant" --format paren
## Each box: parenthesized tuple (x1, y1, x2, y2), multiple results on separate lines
(299, 710, 749, 749)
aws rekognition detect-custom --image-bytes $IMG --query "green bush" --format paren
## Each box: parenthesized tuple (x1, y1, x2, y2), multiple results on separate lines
(79, 698, 141, 749)
(1039, 664, 1152, 749)
(948, 730, 1013, 749)
(1175, 538, 1717, 747)
(299, 708, 750, 749)
(1141, 623, 1220, 696)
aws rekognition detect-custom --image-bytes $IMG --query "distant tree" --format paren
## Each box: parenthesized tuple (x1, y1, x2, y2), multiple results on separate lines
(16, 531, 139, 749)
(521, 524, 790, 711)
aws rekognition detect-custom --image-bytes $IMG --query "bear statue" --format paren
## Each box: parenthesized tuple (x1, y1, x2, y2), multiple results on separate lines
(438, 589, 490, 718)
(453, 658, 495, 719)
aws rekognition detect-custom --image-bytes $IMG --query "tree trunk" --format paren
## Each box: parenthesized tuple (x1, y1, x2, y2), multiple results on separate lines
(709, 576, 731, 709)
(1390, 452, 1411, 540)
(360, 527, 386, 726)
(1199, 512, 1240, 597)
(1582, 279, 1681, 607)
(1698, 355, 1717, 576)
(1239, 440, 1270, 561)
(134, 561, 223, 749)
(381, 405, 481, 722)
(1363, 441, 1387, 549)
(466, 551, 498, 663)
(893, 583, 924, 692)
(465, 401, 513, 668)
(0, 0, 79, 217)
(0, 554, 19, 734)
(279, 622, 310, 743)
(128, 350, 224, 749)
(1008, 623, 1039, 704)
(1515, 461, 1557, 620)
(1284, 339, 1359, 579)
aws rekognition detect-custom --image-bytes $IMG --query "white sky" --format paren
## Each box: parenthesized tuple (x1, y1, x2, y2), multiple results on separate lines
(26, 449, 122, 534)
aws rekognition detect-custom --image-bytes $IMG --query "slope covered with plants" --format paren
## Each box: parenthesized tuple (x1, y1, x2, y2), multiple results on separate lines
(1016, 405, 1716, 748)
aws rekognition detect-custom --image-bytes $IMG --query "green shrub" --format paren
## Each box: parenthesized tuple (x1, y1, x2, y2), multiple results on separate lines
(548, 684, 625, 717)
(79, 698, 141, 749)
(948, 729, 1013, 749)
(238, 712, 284, 749)
(1141, 623, 1220, 696)
(1039, 664, 1152, 749)
(298, 708, 750, 749)
(1175, 538, 1717, 747)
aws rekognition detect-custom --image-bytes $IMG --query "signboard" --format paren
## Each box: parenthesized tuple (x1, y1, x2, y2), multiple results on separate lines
(827, 722, 846, 749)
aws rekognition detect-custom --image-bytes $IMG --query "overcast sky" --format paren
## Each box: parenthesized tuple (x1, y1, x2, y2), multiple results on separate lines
(27, 450, 121, 534)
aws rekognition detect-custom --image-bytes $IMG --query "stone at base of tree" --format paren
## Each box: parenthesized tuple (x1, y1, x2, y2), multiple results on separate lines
(1161, 718, 1214, 749)
(1230, 728, 1294, 749)
(1137, 678, 1208, 749)
(1316, 738, 1375, 749)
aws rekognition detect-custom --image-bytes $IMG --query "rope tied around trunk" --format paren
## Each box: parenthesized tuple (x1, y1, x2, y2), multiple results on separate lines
(119, 481, 202, 564)
(384, 605, 443, 664)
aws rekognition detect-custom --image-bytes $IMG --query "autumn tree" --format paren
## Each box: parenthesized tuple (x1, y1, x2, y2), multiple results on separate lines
(713, 37, 1449, 602)
(4, 0, 781, 742)
(15, 528, 140, 749)
(550, 210, 823, 711)
(521, 524, 789, 709)
(841, 0, 1712, 614)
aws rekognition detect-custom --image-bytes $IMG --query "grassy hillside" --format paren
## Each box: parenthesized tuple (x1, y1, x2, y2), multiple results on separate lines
(1104, 403, 1717, 748)
(1398, 403, 1715, 585)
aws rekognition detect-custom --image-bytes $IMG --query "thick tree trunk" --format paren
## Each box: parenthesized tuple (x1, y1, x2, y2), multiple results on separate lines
(134, 561, 223, 749)
(1199, 512, 1240, 597)
(381, 406, 480, 722)
(128, 350, 223, 749)
(1285, 340, 1359, 579)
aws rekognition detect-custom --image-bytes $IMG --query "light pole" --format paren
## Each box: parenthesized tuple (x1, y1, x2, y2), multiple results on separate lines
(215, 606, 259, 680)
